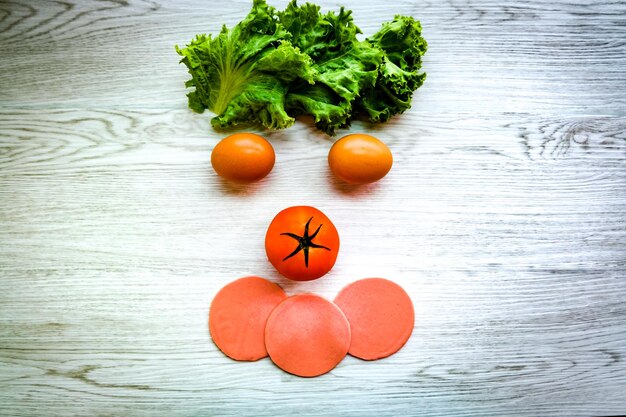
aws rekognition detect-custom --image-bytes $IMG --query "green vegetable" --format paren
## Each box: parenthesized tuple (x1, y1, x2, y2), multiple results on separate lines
(176, 0, 427, 134)
(175, 0, 316, 129)
(359, 16, 428, 123)
(279, 2, 383, 134)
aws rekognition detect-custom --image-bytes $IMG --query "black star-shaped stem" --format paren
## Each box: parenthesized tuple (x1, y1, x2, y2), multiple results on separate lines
(281, 217, 331, 267)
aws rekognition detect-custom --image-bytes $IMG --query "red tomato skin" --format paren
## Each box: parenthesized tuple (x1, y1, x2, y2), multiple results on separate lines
(265, 206, 340, 281)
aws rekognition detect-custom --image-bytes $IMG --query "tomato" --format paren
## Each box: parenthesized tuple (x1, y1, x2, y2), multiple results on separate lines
(328, 133, 393, 184)
(211, 133, 275, 183)
(265, 206, 340, 281)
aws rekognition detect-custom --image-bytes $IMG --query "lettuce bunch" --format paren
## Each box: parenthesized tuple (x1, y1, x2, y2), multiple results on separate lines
(176, 0, 427, 135)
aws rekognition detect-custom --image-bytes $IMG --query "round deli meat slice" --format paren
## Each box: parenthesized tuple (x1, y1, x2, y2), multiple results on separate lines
(209, 276, 287, 361)
(334, 278, 414, 360)
(265, 294, 351, 377)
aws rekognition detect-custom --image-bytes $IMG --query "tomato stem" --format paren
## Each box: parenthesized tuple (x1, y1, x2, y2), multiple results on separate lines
(280, 217, 331, 267)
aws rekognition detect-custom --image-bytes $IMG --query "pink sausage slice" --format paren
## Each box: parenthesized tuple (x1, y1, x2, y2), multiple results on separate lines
(334, 278, 414, 360)
(265, 294, 351, 377)
(209, 276, 287, 361)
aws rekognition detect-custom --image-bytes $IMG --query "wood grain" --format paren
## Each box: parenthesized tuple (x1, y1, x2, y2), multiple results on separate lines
(1, 0, 625, 112)
(1, 0, 626, 416)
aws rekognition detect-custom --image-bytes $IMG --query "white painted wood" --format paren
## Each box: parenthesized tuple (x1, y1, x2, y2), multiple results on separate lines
(1, 1, 626, 416)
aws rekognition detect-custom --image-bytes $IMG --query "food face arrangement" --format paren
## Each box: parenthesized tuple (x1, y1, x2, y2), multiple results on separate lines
(176, 0, 427, 378)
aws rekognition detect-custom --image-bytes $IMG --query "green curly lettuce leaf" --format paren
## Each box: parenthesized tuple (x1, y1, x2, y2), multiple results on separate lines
(279, 1, 382, 134)
(176, 0, 427, 135)
(175, 0, 316, 129)
(359, 15, 428, 122)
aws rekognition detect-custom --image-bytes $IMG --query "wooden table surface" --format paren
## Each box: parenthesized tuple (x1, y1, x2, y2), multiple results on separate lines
(1, 1, 625, 416)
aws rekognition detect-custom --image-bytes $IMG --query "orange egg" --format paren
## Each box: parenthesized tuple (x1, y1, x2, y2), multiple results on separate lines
(211, 133, 275, 183)
(328, 134, 393, 184)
